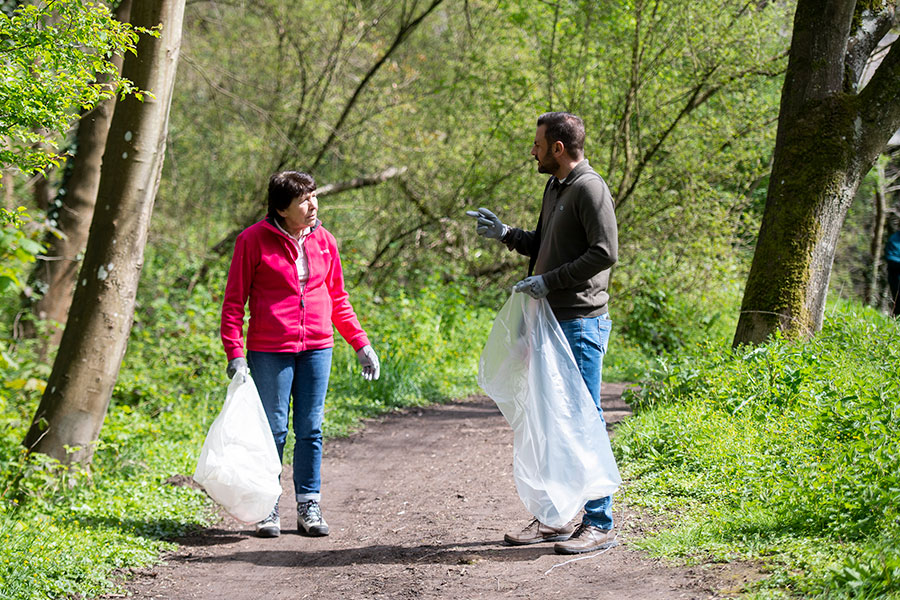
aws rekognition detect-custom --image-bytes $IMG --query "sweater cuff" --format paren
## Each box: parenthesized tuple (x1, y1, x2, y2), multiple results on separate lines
(350, 334, 371, 352)
(542, 269, 560, 291)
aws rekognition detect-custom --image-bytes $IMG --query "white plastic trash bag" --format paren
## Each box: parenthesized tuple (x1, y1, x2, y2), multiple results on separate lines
(478, 292, 621, 528)
(193, 374, 282, 523)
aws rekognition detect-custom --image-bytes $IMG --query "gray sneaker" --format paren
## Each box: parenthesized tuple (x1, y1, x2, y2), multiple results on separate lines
(255, 502, 280, 538)
(297, 500, 329, 536)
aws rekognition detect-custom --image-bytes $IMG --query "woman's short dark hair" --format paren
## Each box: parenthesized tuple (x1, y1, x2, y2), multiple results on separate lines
(537, 112, 585, 160)
(267, 171, 316, 218)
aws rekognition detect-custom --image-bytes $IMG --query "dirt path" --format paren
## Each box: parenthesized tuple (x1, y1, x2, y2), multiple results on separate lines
(117, 384, 755, 599)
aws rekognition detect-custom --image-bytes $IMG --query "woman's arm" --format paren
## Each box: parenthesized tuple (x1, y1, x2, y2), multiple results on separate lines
(220, 233, 255, 360)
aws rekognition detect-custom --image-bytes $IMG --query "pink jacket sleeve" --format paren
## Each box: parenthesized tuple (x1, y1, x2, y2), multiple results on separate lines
(220, 233, 254, 360)
(326, 241, 370, 351)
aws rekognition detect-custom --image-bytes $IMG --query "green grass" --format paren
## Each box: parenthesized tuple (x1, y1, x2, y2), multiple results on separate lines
(0, 252, 493, 599)
(7, 239, 891, 599)
(614, 300, 900, 599)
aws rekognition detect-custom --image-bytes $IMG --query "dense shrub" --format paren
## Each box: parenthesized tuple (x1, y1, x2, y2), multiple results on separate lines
(616, 300, 900, 598)
(0, 243, 493, 599)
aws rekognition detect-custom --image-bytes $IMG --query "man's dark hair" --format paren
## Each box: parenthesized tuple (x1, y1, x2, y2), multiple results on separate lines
(537, 112, 585, 160)
(267, 171, 316, 218)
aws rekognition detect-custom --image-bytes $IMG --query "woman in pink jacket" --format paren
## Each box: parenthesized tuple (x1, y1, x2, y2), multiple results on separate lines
(221, 171, 379, 538)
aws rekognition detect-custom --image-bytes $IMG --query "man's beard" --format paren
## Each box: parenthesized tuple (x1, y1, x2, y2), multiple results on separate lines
(537, 152, 559, 175)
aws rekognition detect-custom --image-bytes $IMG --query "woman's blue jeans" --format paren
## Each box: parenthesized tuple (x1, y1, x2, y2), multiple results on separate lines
(247, 348, 333, 503)
(558, 314, 614, 530)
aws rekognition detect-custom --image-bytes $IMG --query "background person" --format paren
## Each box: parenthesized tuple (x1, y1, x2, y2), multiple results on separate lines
(221, 171, 380, 538)
(467, 111, 618, 555)
(886, 214, 900, 317)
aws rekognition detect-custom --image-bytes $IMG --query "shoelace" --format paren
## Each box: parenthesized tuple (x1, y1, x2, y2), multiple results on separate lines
(301, 501, 322, 523)
(569, 524, 588, 539)
(261, 502, 279, 525)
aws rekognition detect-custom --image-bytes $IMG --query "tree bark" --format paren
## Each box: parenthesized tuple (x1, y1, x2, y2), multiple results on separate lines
(27, 0, 133, 354)
(23, 0, 185, 464)
(733, 0, 900, 346)
(865, 161, 887, 305)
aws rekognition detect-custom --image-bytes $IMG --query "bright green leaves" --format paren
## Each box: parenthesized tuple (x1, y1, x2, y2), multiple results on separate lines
(0, 208, 46, 296)
(0, 0, 157, 176)
(616, 301, 900, 597)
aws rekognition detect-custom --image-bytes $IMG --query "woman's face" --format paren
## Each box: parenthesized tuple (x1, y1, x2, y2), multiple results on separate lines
(277, 191, 318, 234)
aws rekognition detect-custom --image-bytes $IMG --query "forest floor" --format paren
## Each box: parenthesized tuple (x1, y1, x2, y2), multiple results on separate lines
(111, 384, 763, 599)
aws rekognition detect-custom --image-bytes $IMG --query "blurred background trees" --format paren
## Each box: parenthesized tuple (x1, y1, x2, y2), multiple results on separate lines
(2, 2, 899, 594)
(2, 0, 898, 437)
(152, 0, 799, 353)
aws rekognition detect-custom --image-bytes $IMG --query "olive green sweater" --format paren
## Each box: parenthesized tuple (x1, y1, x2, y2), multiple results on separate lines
(503, 160, 618, 320)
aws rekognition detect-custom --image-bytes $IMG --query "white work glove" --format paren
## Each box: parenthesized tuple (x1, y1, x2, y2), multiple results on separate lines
(514, 275, 549, 299)
(465, 207, 508, 240)
(226, 357, 249, 383)
(356, 345, 380, 381)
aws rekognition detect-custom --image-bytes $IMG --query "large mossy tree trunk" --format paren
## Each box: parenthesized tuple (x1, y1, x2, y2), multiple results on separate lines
(733, 0, 900, 346)
(23, 0, 185, 464)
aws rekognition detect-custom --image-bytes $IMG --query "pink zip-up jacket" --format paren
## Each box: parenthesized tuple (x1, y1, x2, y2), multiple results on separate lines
(220, 217, 370, 361)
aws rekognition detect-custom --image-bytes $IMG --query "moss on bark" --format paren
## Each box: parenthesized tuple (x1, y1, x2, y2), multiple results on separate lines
(735, 93, 860, 345)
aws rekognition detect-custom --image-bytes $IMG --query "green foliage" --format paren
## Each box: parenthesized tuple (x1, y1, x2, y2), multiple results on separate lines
(615, 300, 900, 598)
(0, 236, 492, 598)
(0, 381, 215, 599)
(0, 207, 47, 297)
(154, 0, 789, 313)
(0, 0, 152, 175)
(326, 276, 493, 435)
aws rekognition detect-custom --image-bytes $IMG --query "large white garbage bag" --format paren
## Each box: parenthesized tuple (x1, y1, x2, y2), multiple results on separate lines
(478, 293, 621, 528)
(193, 374, 282, 523)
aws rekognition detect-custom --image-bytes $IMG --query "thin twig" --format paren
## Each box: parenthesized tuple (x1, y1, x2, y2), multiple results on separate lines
(543, 542, 618, 575)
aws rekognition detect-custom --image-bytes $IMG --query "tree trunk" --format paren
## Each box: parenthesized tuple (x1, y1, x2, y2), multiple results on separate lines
(865, 160, 887, 305)
(23, 0, 185, 464)
(733, 0, 900, 346)
(27, 0, 132, 354)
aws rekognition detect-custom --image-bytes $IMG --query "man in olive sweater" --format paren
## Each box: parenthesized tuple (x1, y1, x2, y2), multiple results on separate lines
(468, 112, 618, 555)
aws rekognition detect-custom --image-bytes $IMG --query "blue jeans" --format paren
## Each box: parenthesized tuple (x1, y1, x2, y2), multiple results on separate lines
(558, 314, 614, 530)
(888, 261, 900, 317)
(247, 348, 333, 503)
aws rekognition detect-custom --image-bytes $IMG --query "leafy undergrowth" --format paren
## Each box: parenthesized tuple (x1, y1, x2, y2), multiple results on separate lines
(0, 255, 493, 599)
(615, 300, 900, 599)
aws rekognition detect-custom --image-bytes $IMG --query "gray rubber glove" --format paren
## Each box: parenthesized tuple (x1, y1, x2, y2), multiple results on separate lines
(514, 275, 549, 299)
(465, 207, 508, 240)
(226, 357, 249, 382)
(356, 345, 380, 381)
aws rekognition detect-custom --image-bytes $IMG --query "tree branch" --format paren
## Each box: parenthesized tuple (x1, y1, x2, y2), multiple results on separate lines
(310, 0, 445, 171)
(844, 2, 898, 92)
(858, 36, 900, 165)
(317, 166, 408, 196)
(778, 0, 855, 125)
(203, 166, 408, 265)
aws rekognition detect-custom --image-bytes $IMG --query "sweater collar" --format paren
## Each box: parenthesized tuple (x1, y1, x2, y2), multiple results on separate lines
(550, 159, 590, 190)
(265, 215, 320, 239)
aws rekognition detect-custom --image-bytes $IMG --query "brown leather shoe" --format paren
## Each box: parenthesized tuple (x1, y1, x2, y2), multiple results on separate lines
(553, 523, 617, 554)
(504, 519, 575, 545)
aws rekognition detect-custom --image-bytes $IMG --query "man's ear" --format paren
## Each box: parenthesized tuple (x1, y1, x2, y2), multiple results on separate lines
(553, 140, 565, 157)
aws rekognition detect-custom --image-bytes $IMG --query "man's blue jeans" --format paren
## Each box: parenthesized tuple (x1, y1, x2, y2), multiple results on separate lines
(247, 348, 333, 503)
(558, 314, 614, 530)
